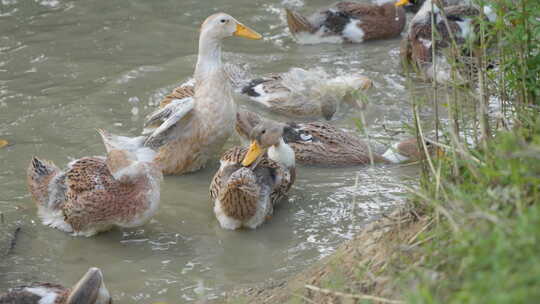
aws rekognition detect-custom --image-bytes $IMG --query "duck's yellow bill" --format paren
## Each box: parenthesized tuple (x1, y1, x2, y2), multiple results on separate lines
(395, 0, 410, 6)
(0, 139, 8, 149)
(234, 23, 262, 40)
(242, 140, 263, 166)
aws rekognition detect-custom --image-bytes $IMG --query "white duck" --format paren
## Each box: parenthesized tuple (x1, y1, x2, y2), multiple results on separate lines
(142, 13, 262, 175)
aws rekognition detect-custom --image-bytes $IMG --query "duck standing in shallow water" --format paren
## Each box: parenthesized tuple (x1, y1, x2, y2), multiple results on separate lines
(285, 0, 407, 44)
(236, 110, 436, 166)
(26, 129, 162, 237)
(210, 120, 295, 230)
(0, 268, 111, 304)
(142, 13, 262, 175)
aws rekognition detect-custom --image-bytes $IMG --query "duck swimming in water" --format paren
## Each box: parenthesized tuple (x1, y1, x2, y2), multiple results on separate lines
(285, 0, 407, 44)
(236, 110, 436, 166)
(26, 129, 162, 237)
(141, 13, 262, 175)
(210, 120, 295, 230)
(397, 0, 496, 82)
(0, 267, 111, 304)
(240, 68, 373, 120)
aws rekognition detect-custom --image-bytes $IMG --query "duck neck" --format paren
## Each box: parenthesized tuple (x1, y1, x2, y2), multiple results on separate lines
(268, 138, 295, 168)
(195, 33, 223, 82)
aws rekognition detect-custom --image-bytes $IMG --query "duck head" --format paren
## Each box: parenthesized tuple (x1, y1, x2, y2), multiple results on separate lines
(200, 13, 262, 41)
(67, 268, 111, 304)
(242, 121, 295, 168)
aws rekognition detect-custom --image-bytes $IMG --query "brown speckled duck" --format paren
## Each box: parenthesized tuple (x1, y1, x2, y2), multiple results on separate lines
(210, 120, 295, 230)
(397, 0, 496, 82)
(236, 110, 434, 166)
(0, 268, 111, 304)
(26, 129, 162, 237)
(141, 13, 262, 175)
(285, 0, 407, 44)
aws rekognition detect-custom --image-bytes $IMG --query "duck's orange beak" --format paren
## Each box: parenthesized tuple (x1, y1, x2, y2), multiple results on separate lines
(234, 22, 262, 40)
(395, 0, 410, 6)
(242, 140, 263, 166)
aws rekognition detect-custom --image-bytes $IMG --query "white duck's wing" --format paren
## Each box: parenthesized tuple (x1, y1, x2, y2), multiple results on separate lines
(143, 97, 195, 149)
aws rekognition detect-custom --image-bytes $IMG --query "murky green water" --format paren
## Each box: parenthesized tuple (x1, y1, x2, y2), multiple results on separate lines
(0, 0, 436, 302)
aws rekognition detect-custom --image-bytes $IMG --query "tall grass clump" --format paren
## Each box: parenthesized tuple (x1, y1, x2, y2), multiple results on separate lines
(404, 0, 540, 302)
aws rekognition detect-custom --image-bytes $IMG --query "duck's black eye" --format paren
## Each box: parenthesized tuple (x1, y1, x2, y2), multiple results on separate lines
(220, 19, 227, 23)
(261, 130, 266, 134)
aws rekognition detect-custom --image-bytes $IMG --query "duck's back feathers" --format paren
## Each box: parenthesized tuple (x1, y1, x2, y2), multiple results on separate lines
(287, 1, 406, 43)
(287, 122, 387, 165)
(211, 145, 293, 229)
(217, 166, 260, 222)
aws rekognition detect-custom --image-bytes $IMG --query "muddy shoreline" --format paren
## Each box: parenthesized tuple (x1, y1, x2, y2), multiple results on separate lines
(223, 207, 426, 303)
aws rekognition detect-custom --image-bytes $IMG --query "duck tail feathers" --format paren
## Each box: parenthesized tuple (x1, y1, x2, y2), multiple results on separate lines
(28, 156, 59, 182)
(27, 157, 62, 207)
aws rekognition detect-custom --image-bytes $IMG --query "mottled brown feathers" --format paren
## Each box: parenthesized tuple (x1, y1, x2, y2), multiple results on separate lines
(211, 143, 294, 225)
(63, 157, 152, 232)
(218, 168, 259, 221)
(290, 122, 386, 165)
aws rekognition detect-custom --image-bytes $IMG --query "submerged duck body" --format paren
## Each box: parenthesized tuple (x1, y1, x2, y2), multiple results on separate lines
(399, 0, 496, 82)
(26, 130, 162, 237)
(236, 110, 433, 166)
(141, 13, 262, 175)
(0, 268, 111, 304)
(240, 68, 373, 120)
(285, 1, 407, 44)
(210, 120, 295, 230)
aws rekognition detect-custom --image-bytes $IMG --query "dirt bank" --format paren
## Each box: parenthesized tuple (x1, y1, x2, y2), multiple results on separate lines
(225, 207, 429, 304)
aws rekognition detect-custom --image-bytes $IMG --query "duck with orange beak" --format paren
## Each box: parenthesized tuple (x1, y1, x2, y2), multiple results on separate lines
(142, 13, 262, 175)
(210, 120, 295, 230)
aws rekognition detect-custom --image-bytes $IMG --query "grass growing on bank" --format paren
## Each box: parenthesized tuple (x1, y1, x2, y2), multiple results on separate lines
(404, 0, 540, 302)
(407, 124, 540, 303)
